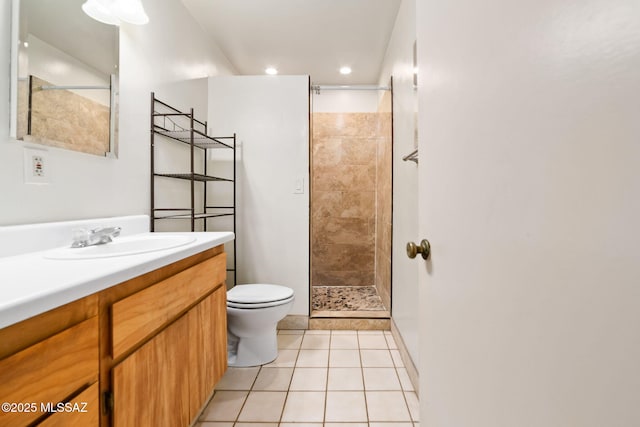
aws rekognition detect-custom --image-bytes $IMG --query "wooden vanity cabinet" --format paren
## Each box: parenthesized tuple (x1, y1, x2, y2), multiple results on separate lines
(0, 244, 228, 427)
(109, 251, 228, 427)
(0, 296, 100, 427)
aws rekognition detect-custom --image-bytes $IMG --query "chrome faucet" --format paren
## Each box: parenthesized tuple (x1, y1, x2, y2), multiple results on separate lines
(71, 226, 122, 248)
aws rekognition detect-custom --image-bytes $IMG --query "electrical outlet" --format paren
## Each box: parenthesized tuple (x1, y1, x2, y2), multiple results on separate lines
(32, 155, 44, 177)
(24, 147, 50, 184)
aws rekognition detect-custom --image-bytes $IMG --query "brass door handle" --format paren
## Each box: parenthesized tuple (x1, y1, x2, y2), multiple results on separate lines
(407, 239, 431, 260)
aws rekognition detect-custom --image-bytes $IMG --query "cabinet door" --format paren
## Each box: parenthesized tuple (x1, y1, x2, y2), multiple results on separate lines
(209, 286, 228, 387)
(0, 317, 98, 427)
(38, 382, 99, 427)
(188, 286, 227, 419)
(112, 314, 189, 427)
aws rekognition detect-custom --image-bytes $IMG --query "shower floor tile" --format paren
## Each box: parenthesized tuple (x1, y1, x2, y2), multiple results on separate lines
(312, 286, 386, 312)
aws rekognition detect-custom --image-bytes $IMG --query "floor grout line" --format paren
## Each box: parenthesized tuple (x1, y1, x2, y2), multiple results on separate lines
(200, 328, 416, 426)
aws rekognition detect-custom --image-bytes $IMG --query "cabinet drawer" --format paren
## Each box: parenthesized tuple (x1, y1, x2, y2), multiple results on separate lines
(112, 253, 226, 359)
(0, 294, 97, 360)
(0, 316, 99, 427)
(38, 382, 99, 427)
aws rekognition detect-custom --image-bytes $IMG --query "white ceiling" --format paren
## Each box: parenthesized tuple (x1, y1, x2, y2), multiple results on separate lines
(181, 0, 402, 85)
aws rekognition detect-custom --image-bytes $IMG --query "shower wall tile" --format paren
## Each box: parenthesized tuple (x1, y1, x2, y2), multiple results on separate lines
(313, 164, 376, 192)
(374, 109, 393, 310)
(378, 115, 393, 139)
(341, 138, 377, 165)
(314, 113, 391, 139)
(27, 76, 110, 156)
(312, 271, 375, 288)
(379, 217, 392, 251)
(311, 191, 375, 220)
(378, 91, 392, 113)
(366, 114, 387, 139)
(313, 113, 362, 138)
(311, 112, 387, 289)
(375, 247, 391, 309)
(313, 138, 342, 166)
(312, 217, 373, 245)
(312, 243, 374, 272)
(341, 192, 375, 219)
(311, 113, 337, 138)
(16, 80, 28, 139)
(312, 191, 343, 218)
(313, 137, 377, 167)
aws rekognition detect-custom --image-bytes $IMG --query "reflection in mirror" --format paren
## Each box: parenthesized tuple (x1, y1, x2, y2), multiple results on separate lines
(14, 0, 119, 157)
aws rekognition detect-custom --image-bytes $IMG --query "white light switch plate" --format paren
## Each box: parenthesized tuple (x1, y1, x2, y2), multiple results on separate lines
(294, 176, 305, 194)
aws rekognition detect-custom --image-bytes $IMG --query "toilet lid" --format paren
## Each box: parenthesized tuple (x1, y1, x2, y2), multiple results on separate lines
(227, 295, 294, 309)
(227, 284, 294, 304)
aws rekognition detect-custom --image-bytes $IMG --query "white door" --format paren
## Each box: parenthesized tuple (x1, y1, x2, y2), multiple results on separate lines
(416, 0, 640, 426)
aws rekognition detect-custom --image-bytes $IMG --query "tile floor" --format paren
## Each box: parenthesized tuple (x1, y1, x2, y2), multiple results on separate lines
(197, 329, 419, 427)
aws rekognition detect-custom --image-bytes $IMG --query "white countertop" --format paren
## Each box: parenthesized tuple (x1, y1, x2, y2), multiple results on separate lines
(0, 231, 234, 329)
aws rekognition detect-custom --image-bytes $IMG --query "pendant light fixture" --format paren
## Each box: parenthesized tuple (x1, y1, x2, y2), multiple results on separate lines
(82, 0, 149, 26)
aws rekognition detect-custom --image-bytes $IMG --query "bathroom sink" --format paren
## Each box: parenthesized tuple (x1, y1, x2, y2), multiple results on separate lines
(44, 234, 196, 260)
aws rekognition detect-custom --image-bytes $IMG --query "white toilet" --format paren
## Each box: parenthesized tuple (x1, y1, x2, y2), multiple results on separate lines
(226, 284, 294, 367)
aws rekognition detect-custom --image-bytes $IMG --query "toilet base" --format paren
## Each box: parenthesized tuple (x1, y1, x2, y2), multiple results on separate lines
(227, 328, 278, 367)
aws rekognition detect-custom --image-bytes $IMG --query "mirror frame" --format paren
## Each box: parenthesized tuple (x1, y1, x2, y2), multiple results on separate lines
(9, 0, 18, 140)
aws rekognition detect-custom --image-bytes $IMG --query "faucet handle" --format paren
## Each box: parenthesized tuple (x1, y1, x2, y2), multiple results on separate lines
(71, 226, 122, 248)
(107, 226, 122, 238)
(90, 226, 121, 236)
(71, 228, 90, 248)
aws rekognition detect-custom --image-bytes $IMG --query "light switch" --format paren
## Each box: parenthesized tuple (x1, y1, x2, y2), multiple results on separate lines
(294, 176, 304, 194)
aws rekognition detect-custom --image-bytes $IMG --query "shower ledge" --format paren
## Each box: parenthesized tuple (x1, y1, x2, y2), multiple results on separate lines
(310, 310, 390, 319)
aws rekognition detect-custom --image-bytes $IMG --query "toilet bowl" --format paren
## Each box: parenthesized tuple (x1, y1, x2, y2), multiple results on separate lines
(226, 284, 294, 367)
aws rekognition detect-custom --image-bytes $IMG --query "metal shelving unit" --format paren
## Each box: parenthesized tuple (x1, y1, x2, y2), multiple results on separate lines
(150, 92, 236, 285)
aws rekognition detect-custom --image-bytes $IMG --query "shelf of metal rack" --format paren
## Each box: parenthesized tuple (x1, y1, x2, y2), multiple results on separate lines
(150, 92, 237, 285)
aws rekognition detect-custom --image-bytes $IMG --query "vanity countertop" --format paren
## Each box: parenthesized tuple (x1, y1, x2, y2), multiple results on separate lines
(0, 231, 234, 329)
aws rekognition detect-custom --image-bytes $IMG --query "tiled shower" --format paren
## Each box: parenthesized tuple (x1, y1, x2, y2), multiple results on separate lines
(310, 90, 392, 318)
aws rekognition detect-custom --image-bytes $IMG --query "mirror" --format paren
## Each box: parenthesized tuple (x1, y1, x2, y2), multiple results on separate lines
(11, 0, 119, 157)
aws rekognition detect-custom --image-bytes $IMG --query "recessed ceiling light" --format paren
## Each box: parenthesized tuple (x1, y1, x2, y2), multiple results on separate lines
(265, 67, 278, 75)
(339, 66, 352, 75)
